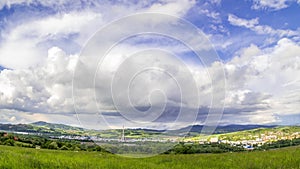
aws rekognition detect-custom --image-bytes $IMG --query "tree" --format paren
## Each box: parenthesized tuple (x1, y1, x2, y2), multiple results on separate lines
(48, 141, 58, 149)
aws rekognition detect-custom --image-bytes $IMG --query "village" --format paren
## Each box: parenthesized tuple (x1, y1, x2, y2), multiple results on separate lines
(194, 131, 300, 150)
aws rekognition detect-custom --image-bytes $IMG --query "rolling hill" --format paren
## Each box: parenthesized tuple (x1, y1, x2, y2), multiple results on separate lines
(0, 121, 299, 140)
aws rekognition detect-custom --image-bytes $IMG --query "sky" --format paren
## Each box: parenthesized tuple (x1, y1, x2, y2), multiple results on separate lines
(0, 0, 299, 130)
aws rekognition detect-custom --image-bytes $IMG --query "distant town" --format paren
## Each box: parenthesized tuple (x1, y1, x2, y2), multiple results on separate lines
(2, 123, 300, 151)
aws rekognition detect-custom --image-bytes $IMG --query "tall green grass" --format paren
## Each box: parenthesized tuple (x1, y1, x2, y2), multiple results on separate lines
(0, 145, 300, 169)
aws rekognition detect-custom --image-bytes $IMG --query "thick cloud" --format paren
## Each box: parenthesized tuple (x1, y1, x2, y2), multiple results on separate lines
(0, 47, 76, 114)
(0, 0, 299, 128)
(222, 38, 300, 124)
(1, 37, 299, 128)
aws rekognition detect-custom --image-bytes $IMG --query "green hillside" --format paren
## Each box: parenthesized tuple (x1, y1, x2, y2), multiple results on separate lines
(0, 122, 86, 136)
(0, 145, 300, 169)
(217, 126, 300, 141)
(185, 126, 300, 142)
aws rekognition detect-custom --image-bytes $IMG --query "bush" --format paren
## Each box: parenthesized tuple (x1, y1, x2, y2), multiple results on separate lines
(4, 139, 15, 146)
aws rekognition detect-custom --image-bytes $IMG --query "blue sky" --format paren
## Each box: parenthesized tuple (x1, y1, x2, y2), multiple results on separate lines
(0, 0, 299, 129)
(0, 0, 299, 62)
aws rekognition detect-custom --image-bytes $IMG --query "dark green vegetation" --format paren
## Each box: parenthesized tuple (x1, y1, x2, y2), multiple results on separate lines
(165, 142, 245, 154)
(1, 145, 300, 169)
(0, 132, 105, 152)
(258, 138, 300, 150)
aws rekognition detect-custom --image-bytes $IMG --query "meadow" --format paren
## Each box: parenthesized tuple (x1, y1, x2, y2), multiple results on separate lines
(1, 145, 300, 169)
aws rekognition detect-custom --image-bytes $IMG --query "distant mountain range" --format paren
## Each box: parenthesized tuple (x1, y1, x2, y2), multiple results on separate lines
(0, 121, 280, 137)
(179, 124, 277, 134)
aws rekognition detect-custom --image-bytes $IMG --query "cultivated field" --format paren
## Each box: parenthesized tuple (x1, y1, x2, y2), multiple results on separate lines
(0, 145, 300, 169)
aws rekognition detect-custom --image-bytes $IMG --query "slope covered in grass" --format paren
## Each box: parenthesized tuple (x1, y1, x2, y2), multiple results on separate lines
(0, 145, 300, 169)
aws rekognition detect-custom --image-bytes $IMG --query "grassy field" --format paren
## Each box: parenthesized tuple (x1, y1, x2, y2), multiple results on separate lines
(0, 145, 300, 169)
